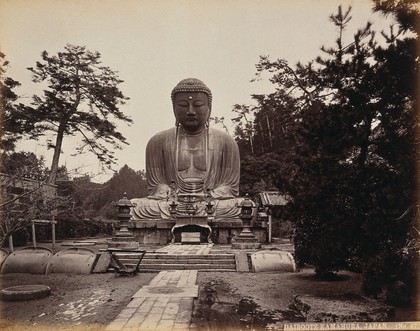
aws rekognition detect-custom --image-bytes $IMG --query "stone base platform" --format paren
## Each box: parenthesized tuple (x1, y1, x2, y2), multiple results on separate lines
(128, 219, 267, 245)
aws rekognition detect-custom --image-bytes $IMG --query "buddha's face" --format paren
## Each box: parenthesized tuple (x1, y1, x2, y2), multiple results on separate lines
(174, 92, 210, 133)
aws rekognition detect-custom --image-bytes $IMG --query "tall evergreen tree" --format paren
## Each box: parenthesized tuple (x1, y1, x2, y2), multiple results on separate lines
(235, 4, 418, 298)
(27, 44, 131, 184)
(0, 53, 34, 152)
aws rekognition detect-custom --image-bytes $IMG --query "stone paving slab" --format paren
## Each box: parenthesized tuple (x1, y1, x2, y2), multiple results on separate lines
(106, 269, 197, 331)
(156, 244, 213, 255)
(133, 285, 198, 298)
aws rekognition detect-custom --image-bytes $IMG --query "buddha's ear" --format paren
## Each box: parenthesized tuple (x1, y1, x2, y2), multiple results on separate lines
(174, 108, 181, 125)
(173, 108, 180, 125)
(207, 108, 213, 127)
(206, 101, 211, 116)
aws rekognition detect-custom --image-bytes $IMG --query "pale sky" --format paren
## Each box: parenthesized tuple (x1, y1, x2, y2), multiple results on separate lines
(0, 0, 396, 182)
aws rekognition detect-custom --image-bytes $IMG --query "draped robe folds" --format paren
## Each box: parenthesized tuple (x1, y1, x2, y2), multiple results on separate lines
(131, 127, 243, 220)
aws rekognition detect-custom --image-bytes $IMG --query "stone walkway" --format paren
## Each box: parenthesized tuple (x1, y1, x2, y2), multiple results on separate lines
(155, 243, 213, 255)
(105, 244, 208, 331)
(105, 242, 295, 330)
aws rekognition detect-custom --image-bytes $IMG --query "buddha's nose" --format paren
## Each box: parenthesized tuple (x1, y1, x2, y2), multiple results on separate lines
(187, 104, 196, 115)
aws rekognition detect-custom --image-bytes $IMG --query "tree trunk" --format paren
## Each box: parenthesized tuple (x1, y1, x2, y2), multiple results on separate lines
(266, 114, 273, 148)
(259, 120, 265, 153)
(357, 115, 372, 168)
(48, 123, 66, 184)
(249, 133, 254, 155)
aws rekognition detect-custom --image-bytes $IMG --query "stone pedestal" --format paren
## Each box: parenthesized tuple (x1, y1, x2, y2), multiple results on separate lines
(129, 218, 267, 245)
(108, 229, 139, 249)
(231, 230, 262, 249)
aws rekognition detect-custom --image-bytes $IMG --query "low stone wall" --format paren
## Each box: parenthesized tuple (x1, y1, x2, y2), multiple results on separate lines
(130, 219, 174, 245)
(129, 219, 267, 245)
(210, 219, 267, 244)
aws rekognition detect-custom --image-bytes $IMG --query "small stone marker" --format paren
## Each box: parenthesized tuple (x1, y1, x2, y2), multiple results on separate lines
(181, 232, 201, 244)
(234, 251, 250, 272)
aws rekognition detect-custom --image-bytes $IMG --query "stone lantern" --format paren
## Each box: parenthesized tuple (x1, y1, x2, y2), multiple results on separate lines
(231, 194, 261, 249)
(168, 199, 178, 218)
(109, 192, 139, 249)
(205, 189, 215, 219)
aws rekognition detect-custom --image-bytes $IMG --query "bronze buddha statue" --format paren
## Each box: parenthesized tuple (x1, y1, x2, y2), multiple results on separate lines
(131, 78, 242, 220)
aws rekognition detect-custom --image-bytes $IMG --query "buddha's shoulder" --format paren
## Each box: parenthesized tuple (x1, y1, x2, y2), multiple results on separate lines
(148, 128, 177, 143)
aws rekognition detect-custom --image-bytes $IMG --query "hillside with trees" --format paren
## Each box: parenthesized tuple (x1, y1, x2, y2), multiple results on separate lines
(0, 151, 147, 246)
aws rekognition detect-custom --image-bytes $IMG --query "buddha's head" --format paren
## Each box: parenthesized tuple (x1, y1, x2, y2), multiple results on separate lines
(171, 78, 212, 134)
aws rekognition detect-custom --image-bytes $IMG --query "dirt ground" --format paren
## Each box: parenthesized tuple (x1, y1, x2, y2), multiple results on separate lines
(0, 272, 157, 331)
(0, 269, 418, 331)
(192, 270, 409, 330)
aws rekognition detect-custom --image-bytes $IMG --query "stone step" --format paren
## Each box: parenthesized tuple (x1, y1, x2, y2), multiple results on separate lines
(114, 258, 235, 265)
(109, 265, 236, 272)
(113, 257, 235, 264)
(138, 263, 236, 270)
(107, 252, 237, 272)
(142, 253, 235, 260)
(115, 255, 234, 261)
(140, 259, 235, 265)
(115, 260, 235, 268)
(137, 268, 236, 273)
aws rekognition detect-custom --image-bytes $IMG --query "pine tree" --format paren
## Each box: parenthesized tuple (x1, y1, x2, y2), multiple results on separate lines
(27, 44, 131, 184)
(234, 5, 418, 298)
